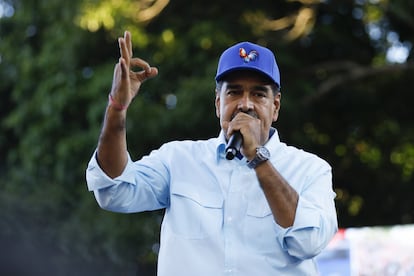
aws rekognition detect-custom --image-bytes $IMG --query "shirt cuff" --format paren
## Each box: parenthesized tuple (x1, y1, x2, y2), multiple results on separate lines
(85, 150, 136, 191)
(291, 196, 322, 229)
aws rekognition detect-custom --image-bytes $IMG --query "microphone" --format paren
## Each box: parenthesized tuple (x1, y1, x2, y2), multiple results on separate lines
(225, 131, 243, 160)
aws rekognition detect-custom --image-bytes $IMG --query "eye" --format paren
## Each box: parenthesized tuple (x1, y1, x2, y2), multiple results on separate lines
(226, 90, 241, 96)
(253, 91, 267, 98)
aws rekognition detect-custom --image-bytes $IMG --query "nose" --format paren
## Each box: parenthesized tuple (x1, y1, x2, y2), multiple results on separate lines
(238, 93, 253, 112)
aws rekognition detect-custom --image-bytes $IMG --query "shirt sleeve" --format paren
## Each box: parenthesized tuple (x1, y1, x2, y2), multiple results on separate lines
(85, 150, 170, 213)
(277, 169, 338, 260)
(85, 150, 133, 191)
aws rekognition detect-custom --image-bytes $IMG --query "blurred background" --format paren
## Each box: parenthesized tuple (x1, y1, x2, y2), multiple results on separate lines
(1, 0, 413, 275)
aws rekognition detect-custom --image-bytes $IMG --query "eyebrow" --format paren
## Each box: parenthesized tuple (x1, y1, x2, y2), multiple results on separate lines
(225, 84, 270, 93)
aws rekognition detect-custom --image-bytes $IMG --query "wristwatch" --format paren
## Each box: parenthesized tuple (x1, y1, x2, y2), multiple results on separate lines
(247, 146, 270, 169)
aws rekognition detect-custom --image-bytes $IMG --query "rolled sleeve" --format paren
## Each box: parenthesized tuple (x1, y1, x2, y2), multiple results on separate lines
(292, 196, 324, 229)
(86, 150, 136, 191)
(85, 149, 170, 213)
(278, 194, 338, 260)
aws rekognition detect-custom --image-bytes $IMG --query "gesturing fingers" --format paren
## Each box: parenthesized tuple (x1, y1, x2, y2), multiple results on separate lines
(119, 58, 128, 80)
(130, 58, 158, 82)
(118, 32, 152, 76)
(124, 31, 133, 57)
(130, 57, 152, 73)
(118, 36, 130, 67)
(115, 31, 158, 98)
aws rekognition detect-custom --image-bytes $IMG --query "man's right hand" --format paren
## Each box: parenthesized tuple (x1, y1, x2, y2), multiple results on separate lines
(97, 31, 158, 178)
(109, 31, 158, 110)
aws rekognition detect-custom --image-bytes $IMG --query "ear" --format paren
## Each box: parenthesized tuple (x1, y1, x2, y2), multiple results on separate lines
(215, 90, 221, 118)
(272, 92, 281, 122)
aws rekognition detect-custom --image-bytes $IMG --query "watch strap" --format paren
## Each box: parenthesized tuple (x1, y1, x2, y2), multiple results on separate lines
(247, 146, 270, 169)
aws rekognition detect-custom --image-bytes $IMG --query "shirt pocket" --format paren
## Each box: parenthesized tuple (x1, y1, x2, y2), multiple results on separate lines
(245, 200, 279, 250)
(245, 195, 299, 268)
(168, 182, 224, 239)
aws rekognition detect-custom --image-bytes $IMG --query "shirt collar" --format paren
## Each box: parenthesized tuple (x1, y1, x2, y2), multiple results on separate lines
(216, 131, 227, 163)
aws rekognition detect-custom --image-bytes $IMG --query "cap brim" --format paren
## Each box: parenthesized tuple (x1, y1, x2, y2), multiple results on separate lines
(216, 67, 278, 86)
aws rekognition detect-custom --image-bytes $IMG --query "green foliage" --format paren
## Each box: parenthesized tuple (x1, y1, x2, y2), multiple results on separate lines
(1, 0, 414, 274)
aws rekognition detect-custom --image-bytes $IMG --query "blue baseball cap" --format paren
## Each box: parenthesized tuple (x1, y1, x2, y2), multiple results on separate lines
(215, 41, 281, 88)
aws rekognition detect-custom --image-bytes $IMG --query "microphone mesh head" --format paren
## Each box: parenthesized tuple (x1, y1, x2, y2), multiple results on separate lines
(225, 148, 237, 160)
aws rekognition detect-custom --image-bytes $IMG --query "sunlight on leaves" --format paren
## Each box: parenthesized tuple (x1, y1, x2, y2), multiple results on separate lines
(363, 2, 384, 23)
(77, 0, 121, 32)
(303, 123, 330, 145)
(354, 141, 382, 168)
(335, 188, 363, 218)
(335, 144, 347, 157)
(76, 0, 169, 32)
(390, 143, 414, 181)
(161, 29, 174, 44)
(243, 0, 321, 41)
(348, 195, 363, 216)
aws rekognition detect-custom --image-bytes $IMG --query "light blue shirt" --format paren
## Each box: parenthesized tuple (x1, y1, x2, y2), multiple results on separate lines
(86, 129, 337, 276)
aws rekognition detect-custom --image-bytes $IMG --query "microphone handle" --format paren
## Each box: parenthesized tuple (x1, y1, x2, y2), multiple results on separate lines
(225, 131, 243, 160)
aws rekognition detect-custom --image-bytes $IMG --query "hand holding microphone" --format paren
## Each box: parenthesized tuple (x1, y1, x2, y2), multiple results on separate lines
(224, 110, 262, 161)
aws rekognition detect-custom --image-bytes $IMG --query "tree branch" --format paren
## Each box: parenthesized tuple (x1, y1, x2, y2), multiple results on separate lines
(302, 62, 414, 105)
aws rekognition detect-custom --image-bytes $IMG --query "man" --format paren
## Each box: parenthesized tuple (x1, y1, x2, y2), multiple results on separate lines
(86, 31, 338, 275)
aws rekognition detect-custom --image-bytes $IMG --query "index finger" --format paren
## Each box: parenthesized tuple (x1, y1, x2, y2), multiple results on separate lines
(130, 57, 152, 73)
(124, 31, 133, 57)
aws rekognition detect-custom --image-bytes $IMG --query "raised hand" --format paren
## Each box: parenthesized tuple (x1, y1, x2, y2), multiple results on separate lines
(109, 31, 158, 110)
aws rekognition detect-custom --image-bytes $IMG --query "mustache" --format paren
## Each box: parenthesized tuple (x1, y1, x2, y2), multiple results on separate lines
(231, 110, 258, 120)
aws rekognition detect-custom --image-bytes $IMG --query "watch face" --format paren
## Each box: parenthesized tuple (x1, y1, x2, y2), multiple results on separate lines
(257, 146, 270, 159)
